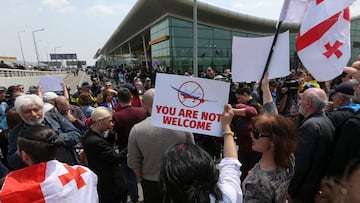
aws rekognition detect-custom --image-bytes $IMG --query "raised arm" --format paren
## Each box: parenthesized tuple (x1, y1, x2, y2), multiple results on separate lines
(61, 81, 69, 99)
(261, 73, 278, 114)
(218, 104, 243, 203)
(221, 104, 237, 159)
(37, 83, 43, 98)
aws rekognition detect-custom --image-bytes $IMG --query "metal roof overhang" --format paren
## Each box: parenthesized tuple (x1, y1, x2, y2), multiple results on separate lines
(95, 0, 301, 59)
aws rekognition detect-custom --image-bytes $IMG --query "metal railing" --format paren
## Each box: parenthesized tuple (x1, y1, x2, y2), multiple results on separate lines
(0, 68, 65, 77)
(0, 68, 68, 90)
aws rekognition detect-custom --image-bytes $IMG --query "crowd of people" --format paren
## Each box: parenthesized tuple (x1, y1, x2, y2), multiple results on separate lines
(0, 56, 359, 202)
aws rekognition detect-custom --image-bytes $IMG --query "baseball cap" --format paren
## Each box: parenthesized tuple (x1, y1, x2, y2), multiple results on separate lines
(121, 83, 135, 92)
(43, 92, 58, 101)
(0, 86, 7, 92)
(329, 82, 355, 96)
(214, 75, 225, 81)
(27, 86, 38, 94)
(145, 77, 151, 81)
(81, 82, 91, 88)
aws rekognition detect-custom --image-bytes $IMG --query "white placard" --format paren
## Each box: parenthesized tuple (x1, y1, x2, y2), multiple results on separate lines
(232, 31, 290, 82)
(38, 76, 63, 92)
(152, 73, 230, 137)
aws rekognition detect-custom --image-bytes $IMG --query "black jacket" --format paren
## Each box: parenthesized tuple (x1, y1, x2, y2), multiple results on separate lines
(289, 111, 335, 202)
(82, 129, 127, 199)
(326, 111, 360, 177)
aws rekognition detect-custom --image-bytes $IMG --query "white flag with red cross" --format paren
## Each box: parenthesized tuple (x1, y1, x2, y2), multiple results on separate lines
(297, 7, 351, 81)
(280, 0, 355, 82)
(0, 160, 98, 203)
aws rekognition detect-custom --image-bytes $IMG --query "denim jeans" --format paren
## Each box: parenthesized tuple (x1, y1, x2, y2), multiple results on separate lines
(121, 161, 138, 202)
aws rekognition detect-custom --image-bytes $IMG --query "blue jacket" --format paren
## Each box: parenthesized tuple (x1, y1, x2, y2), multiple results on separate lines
(7, 111, 81, 170)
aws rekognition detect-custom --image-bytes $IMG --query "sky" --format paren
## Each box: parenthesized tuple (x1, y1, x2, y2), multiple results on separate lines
(1, 0, 360, 66)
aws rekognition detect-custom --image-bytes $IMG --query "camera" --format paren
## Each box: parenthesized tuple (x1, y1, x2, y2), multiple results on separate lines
(279, 77, 301, 95)
(283, 79, 301, 94)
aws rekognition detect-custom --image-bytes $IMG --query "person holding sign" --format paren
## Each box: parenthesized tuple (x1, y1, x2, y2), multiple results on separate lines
(241, 73, 297, 202)
(159, 104, 242, 203)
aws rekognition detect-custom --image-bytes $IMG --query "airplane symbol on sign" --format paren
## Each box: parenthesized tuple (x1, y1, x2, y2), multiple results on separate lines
(170, 84, 216, 104)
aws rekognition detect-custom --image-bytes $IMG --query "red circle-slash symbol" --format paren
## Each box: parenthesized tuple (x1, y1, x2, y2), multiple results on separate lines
(177, 81, 205, 108)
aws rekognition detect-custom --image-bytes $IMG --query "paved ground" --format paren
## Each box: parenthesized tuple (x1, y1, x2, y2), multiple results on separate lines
(62, 70, 91, 94)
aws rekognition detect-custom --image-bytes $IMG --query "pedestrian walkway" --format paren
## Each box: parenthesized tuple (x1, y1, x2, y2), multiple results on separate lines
(63, 71, 91, 94)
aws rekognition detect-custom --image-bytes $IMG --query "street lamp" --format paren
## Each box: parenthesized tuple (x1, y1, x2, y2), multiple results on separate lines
(54, 46, 61, 69)
(32, 28, 45, 68)
(17, 30, 26, 67)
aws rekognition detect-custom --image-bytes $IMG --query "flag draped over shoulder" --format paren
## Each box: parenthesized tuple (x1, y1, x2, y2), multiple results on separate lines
(280, 0, 355, 82)
(0, 160, 98, 203)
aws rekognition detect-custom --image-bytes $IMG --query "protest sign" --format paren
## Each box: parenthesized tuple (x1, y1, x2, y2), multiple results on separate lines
(232, 31, 290, 82)
(152, 73, 230, 137)
(38, 76, 63, 92)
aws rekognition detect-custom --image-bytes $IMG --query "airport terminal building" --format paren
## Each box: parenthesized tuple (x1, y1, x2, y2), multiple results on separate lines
(94, 0, 360, 74)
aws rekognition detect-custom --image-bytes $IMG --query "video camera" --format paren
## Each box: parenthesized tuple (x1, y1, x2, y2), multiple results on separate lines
(279, 77, 301, 95)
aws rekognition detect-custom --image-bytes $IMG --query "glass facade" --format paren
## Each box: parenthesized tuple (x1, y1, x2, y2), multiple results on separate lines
(151, 18, 171, 69)
(150, 16, 299, 74)
(107, 15, 360, 73)
(351, 18, 360, 65)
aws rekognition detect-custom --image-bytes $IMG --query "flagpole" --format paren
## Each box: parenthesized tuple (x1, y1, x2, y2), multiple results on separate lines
(260, 21, 283, 81)
(193, 0, 198, 77)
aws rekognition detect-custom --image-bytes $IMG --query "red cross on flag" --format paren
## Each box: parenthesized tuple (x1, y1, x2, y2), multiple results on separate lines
(0, 160, 98, 203)
(280, 0, 355, 81)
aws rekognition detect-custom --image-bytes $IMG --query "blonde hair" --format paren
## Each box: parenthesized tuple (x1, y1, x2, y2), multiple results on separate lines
(91, 107, 112, 121)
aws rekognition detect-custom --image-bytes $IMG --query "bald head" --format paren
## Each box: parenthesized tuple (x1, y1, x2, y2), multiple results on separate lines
(143, 88, 155, 106)
(143, 88, 155, 113)
(54, 96, 70, 115)
(55, 96, 69, 106)
(300, 88, 328, 117)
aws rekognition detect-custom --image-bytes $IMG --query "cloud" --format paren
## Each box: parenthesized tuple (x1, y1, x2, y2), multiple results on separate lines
(351, 4, 360, 17)
(86, 2, 132, 16)
(41, 0, 76, 13)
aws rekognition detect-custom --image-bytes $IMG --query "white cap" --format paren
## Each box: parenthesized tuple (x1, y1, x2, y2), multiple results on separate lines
(43, 92, 58, 101)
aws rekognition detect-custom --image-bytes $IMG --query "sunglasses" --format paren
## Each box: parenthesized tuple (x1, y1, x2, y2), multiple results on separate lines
(252, 128, 272, 139)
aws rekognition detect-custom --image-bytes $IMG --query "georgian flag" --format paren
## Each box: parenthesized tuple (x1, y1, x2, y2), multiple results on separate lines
(297, 7, 351, 81)
(0, 160, 98, 203)
(280, 0, 355, 81)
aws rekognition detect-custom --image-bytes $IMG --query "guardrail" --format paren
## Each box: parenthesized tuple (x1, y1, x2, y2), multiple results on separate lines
(0, 68, 65, 77)
(0, 68, 68, 90)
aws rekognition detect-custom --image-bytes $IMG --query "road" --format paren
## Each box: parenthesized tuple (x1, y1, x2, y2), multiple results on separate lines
(63, 71, 91, 94)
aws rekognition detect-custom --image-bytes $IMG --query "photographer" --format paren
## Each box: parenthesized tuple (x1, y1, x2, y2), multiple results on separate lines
(277, 73, 301, 117)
